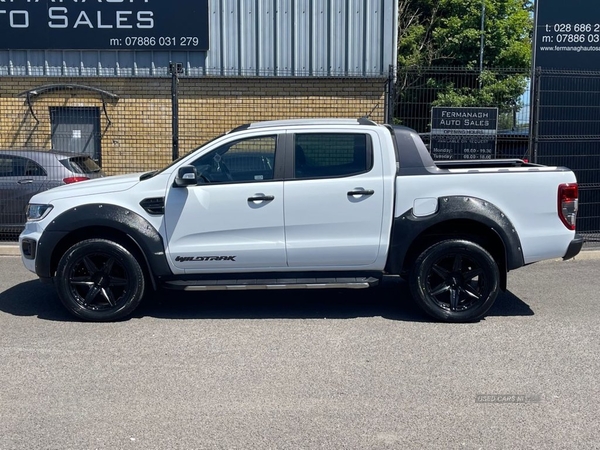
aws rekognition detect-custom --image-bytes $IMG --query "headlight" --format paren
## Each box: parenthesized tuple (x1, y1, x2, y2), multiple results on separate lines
(26, 204, 53, 221)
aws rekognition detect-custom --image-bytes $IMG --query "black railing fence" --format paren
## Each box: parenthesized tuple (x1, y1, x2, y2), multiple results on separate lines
(530, 69, 600, 240)
(391, 66, 600, 241)
(1, 67, 599, 242)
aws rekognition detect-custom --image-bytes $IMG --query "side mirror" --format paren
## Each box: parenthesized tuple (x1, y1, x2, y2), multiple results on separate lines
(174, 165, 198, 187)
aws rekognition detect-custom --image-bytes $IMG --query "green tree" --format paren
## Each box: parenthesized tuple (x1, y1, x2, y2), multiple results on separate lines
(398, 0, 533, 68)
(395, 0, 533, 130)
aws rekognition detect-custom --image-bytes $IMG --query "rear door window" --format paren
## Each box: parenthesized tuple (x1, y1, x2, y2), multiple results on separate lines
(24, 158, 47, 176)
(294, 133, 372, 179)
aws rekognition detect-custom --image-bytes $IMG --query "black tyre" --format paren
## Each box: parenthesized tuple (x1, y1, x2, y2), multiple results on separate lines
(55, 239, 146, 322)
(409, 239, 500, 323)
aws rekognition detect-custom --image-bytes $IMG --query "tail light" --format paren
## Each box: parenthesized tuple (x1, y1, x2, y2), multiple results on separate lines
(63, 176, 89, 184)
(558, 183, 578, 230)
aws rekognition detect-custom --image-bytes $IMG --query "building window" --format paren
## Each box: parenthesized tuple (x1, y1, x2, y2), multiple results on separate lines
(50, 107, 102, 164)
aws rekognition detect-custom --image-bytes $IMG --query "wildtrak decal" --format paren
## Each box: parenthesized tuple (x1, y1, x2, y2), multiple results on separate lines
(175, 255, 236, 262)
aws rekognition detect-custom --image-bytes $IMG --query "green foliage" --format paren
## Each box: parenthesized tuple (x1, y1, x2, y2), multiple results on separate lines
(396, 0, 533, 122)
(433, 69, 528, 109)
(398, 0, 533, 68)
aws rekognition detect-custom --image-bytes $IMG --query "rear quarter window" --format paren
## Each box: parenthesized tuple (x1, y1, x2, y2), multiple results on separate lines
(61, 156, 101, 174)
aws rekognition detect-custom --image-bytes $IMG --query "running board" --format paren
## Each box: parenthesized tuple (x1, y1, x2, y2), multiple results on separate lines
(162, 277, 379, 292)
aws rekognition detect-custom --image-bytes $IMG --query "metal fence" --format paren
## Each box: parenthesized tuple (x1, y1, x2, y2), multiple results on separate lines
(1, 67, 600, 242)
(531, 69, 600, 241)
(0, 72, 388, 240)
(392, 66, 600, 241)
(391, 67, 532, 159)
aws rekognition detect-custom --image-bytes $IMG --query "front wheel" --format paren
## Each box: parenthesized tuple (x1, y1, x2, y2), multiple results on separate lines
(409, 239, 500, 323)
(55, 239, 146, 322)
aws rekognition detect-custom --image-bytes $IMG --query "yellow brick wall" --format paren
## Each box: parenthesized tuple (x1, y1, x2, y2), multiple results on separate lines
(0, 76, 386, 175)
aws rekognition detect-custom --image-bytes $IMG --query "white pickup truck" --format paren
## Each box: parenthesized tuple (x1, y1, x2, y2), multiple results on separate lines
(19, 118, 583, 322)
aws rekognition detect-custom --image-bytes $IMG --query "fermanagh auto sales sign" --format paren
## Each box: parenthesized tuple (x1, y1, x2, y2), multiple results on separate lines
(430, 107, 499, 160)
(0, 0, 209, 50)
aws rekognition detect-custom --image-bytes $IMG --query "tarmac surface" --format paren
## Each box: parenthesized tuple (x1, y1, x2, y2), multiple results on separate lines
(1, 252, 599, 449)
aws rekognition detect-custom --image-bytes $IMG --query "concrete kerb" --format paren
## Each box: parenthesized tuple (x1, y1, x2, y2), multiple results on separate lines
(1, 243, 600, 260)
(560, 249, 600, 261)
(0, 244, 20, 256)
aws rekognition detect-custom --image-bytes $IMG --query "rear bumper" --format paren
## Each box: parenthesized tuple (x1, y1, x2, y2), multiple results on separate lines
(563, 234, 584, 260)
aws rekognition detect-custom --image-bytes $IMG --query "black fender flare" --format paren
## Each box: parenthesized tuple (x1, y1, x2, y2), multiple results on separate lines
(386, 196, 525, 275)
(35, 204, 172, 283)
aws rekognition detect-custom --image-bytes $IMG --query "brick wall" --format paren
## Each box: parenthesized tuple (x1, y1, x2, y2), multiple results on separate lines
(0, 76, 386, 175)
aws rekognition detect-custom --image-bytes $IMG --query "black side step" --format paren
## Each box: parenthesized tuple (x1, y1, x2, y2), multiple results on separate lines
(162, 277, 380, 291)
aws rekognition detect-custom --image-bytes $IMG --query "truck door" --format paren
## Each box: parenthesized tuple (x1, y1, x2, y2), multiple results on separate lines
(284, 131, 385, 267)
(164, 134, 287, 272)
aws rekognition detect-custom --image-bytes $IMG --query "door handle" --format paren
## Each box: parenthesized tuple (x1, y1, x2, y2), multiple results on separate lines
(347, 189, 374, 196)
(17, 179, 34, 185)
(248, 194, 275, 202)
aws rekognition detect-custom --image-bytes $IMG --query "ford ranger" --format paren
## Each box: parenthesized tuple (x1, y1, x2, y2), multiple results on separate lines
(19, 118, 583, 322)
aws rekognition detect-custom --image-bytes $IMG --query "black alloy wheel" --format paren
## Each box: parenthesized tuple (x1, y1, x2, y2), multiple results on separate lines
(55, 239, 146, 321)
(409, 239, 500, 322)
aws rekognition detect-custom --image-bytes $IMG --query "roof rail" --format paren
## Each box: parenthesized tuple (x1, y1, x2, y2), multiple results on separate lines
(357, 117, 378, 126)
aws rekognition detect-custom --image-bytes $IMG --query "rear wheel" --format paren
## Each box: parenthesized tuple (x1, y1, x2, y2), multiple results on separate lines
(55, 239, 145, 321)
(409, 239, 500, 322)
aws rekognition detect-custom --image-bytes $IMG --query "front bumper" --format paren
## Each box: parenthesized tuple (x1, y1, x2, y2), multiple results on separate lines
(563, 234, 584, 260)
(19, 222, 44, 275)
